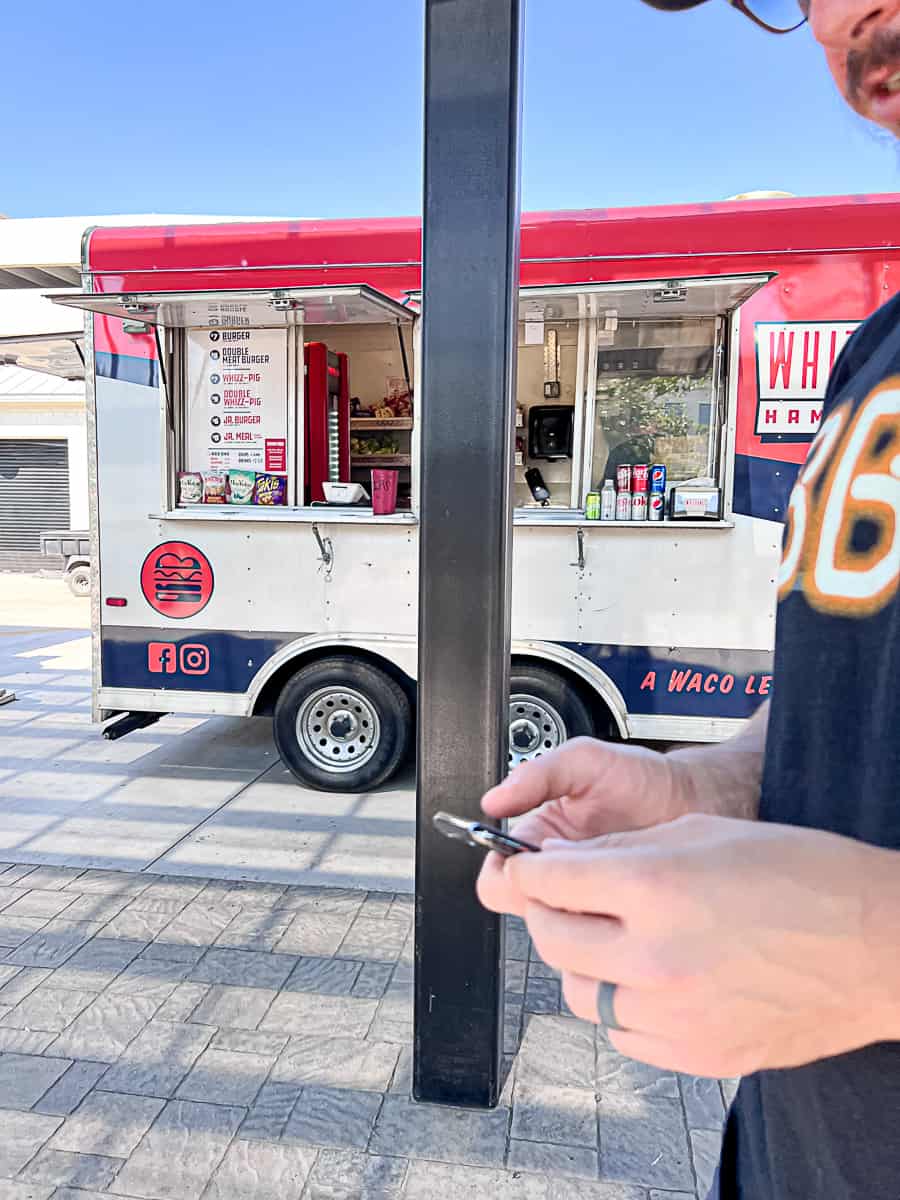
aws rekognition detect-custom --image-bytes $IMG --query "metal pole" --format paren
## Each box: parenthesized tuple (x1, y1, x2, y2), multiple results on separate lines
(414, 0, 523, 1109)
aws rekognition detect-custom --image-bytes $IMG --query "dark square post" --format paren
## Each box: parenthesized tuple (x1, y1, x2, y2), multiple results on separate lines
(414, 0, 523, 1108)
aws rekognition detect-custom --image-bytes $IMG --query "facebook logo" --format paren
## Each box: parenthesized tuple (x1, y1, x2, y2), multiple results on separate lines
(148, 643, 177, 673)
(148, 642, 210, 675)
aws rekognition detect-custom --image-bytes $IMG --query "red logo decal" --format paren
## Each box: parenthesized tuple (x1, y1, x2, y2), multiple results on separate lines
(180, 644, 210, 674)
(140, 542, 214, 619)
(148, 642, 177, 673)
(148, 642, 211, 675)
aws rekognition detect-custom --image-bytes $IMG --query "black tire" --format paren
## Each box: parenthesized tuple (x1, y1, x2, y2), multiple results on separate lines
(508, 664, 595, 769)
(67, 566, 91, 598)
(273, 656, 411, 793)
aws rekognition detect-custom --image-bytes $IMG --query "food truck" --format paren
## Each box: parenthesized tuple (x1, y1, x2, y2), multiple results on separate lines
(44, 193, 899, 791)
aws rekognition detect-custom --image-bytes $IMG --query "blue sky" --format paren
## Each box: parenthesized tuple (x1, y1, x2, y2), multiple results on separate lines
(1, 0, 896, 218)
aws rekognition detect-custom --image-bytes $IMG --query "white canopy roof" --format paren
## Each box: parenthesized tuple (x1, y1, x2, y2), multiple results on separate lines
(0, 214, 283, 289)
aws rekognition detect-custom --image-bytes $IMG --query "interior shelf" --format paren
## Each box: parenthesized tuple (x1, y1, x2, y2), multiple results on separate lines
(350, 417, 414, 431)
(350, 454, 412, 468)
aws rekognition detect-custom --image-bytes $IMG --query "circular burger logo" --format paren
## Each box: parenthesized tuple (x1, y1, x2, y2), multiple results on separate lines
(140, 542, 214, 619)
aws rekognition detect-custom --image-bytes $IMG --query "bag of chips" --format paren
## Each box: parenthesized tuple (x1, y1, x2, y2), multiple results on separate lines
(177, 472, 203, 506)
(202, 471, 227, 504)
(254, 473, 287, 506)
(227, 469, 256, 505)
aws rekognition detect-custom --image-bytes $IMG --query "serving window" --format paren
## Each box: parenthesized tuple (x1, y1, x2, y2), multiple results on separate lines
(48, 286, 416, 516)
(513, 275, 769, 516)
(591, 316, 720, 490)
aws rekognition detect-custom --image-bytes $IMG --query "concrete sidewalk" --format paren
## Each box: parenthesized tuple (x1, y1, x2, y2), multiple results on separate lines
(1, 625, 416, 892)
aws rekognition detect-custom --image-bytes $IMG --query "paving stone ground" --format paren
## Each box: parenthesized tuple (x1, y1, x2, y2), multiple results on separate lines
(0, 617, 730, 1197)
(0, 862, 730, 1200)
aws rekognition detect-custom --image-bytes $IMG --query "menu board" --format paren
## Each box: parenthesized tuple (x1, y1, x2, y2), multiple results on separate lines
(186, 327, 288, 475)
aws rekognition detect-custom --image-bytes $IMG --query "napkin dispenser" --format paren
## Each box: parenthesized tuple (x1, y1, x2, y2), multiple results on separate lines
(669, 481, 721, 521)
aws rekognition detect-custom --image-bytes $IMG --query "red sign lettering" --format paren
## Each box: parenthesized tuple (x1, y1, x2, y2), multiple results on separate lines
(668, 669, 691, 693)
(769, 330, 795, 390)
(801, 330, 820, 391)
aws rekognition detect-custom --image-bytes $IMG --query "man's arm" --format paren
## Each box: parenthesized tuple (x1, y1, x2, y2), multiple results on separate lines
(665, 699, 769, 821)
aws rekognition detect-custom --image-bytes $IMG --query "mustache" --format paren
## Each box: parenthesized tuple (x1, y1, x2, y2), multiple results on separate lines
(847, 29, 900, 101)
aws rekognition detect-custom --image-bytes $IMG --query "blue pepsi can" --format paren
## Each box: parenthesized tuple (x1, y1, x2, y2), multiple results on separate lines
(650, 464, 667, 495)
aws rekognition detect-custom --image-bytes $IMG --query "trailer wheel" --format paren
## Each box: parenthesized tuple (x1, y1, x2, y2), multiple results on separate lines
(508, 665, 595, 768)
(273, 657, 411, 793)
(67, 565, 91, 598)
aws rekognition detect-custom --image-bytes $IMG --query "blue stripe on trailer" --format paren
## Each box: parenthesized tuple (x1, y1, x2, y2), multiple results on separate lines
(103, 626, 774, 720)
(560, 643, 774, 719)
(101, 627, 298, 694)
(732, 452, 799, 524)
(96, 351, 160, 389)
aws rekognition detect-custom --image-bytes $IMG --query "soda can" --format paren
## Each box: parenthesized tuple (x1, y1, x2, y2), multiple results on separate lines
(615, 491, 632, 521)
(650, 464, 667, 495)
(632, 464, 650, 494)
(585, 492, 601, 521)
(600, 485, 616, 521)
(631, 492, 648, 521)
(616, 464, 632, 493)
(649, 493, 665, 522)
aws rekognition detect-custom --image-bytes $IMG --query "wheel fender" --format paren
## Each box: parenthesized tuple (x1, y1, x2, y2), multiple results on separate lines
(246, 634, 416, 716)
(511, 641, 629, 739)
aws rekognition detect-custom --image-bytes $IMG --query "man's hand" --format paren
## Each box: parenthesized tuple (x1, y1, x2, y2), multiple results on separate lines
(505, 813, 900, 1078)
(477, 716, 767, 919)
(477, 739, 692, 917)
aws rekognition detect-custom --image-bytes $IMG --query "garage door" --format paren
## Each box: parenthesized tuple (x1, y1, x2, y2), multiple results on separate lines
(0, 439, 70, 572)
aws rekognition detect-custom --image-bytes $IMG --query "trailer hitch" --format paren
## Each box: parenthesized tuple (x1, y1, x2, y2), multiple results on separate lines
(102, 711, 163, 741)
(312, 524, 334, 574)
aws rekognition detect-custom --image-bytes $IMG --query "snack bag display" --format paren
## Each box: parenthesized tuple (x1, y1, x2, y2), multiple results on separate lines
(254, 473, 287, 506)
(202, 471, 227, 504)
(227, 469, 256, 505)
(177, 472, 203, 506)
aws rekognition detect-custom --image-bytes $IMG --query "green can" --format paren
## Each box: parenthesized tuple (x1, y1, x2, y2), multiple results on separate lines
(585, 491, 601, 520)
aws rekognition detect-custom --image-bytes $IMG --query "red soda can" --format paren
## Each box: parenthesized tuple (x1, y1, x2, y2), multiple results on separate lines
(616, 464, 632, 493)
(649, 493, 665, 522)
(631, 492, 648, 521)
(632, 464, 650, 494)
(615, 491, 632, 521)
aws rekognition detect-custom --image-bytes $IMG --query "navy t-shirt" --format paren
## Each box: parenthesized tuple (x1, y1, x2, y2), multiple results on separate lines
(718, 293, 900, 1198)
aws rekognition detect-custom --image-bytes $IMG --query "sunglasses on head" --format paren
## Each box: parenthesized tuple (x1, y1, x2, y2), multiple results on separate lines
(642, 0, 808, 34)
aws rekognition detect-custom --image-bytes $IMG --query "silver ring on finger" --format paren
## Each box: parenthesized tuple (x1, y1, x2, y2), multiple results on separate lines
(597, 980, 626, 1032)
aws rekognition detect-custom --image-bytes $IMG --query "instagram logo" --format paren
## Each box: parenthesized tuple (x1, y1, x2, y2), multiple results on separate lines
(180, 644, 210, 675)
(147, 643, 210, 676)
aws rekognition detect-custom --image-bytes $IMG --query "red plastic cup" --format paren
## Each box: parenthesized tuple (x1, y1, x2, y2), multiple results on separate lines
(371, 468, 399, 515)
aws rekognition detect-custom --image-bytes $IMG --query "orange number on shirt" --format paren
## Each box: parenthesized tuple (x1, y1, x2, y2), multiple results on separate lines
(777, 407, 849, 602)
(807, 379, 900, 617)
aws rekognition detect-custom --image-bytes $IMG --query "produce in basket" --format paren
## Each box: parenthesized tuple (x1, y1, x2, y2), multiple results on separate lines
(350, 434, 401, 457)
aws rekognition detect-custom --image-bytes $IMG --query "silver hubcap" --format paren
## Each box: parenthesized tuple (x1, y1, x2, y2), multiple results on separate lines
(508, 694, 566, 766)
(297, 686, 381, 773)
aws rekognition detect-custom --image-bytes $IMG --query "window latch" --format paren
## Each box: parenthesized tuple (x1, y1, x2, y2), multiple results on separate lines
(570, 528, 585, 572)
(312, 524, 334, 574)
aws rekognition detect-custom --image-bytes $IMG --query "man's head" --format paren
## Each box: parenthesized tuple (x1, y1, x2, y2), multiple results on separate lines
(643, 0, 900, 137)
